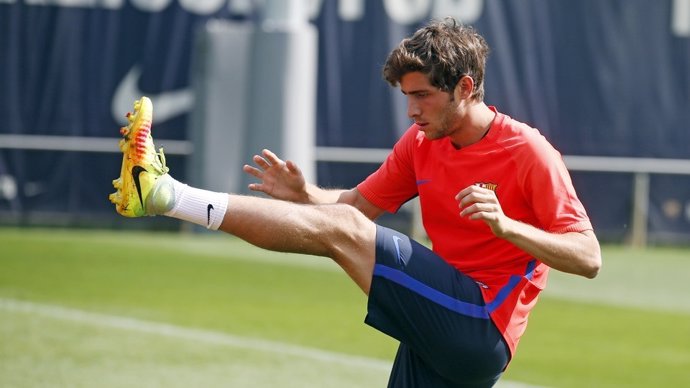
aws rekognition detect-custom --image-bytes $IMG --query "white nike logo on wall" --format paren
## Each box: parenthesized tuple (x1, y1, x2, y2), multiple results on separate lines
(112, 65, 194, 125)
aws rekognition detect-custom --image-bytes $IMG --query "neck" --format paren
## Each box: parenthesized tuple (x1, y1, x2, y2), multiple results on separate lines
(449, 102, 496, 149)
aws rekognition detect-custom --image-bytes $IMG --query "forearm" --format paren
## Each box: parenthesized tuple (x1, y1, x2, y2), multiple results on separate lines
(303, 183, 348, 204)
(456, 185, 602, 278)
(500, 219, 602, 279)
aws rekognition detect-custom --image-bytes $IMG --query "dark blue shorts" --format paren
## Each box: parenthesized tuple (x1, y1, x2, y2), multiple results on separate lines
(365, 225, 510, 388)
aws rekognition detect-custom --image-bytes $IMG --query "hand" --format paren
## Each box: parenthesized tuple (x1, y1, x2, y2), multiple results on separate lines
(455, 184, 513, 238)
(243, 149, 307, 202)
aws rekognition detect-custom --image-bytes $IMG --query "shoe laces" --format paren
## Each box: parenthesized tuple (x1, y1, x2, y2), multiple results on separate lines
(154, 148, 170, 175)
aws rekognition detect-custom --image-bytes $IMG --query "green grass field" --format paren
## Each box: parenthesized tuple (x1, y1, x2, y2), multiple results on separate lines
(1, 227, 689, 387)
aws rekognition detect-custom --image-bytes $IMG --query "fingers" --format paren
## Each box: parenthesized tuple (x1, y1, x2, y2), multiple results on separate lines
(252, 154, 272, 170)
(242, 149, 288, 195)
(261, 149, 284, 166)
(456, 185, 501, 218)
(285, 160, 302, 175)
(460, 201, 500, 219)
(455, 185, 497, 208)
(247, 149, 288, 171)
(247, 149, 302, 177)
(243, 150, 281, 179)
(247, 182, 265, 193)
(455, 185, 508, 236)
(243, 164, 261, 178)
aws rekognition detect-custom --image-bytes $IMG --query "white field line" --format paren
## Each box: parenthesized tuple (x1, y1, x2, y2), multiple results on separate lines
(0, 297, 541, 388)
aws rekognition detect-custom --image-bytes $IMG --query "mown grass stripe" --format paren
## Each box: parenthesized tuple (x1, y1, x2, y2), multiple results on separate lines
(0, 297, 391, 371)
(0, 297, 542, 388)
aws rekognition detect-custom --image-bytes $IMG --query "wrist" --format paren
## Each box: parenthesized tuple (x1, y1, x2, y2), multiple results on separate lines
(496, 217, 521, 240)
(303, 184, 321, 204)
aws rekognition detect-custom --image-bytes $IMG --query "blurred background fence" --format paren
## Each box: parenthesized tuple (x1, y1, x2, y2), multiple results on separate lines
(1, 0, 689, 245)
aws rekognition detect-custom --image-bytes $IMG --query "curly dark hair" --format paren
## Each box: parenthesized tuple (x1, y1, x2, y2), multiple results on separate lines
(383, 18, 490, 101)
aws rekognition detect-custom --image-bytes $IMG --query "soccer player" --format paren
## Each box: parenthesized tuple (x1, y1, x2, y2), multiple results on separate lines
(110, 18, 601, 387)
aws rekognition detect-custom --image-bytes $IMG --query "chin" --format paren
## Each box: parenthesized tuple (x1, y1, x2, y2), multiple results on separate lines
(423, 131, 444, 141)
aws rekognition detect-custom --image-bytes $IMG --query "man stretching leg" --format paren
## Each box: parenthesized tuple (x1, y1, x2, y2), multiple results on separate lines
(110, 19, 601, 387)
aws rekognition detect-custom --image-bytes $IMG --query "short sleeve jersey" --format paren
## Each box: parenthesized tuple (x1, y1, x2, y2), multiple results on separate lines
(357, 108, 593, 356)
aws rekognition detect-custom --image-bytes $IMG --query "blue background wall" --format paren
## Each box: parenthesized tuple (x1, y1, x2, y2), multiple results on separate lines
(1, 0, 689, 240)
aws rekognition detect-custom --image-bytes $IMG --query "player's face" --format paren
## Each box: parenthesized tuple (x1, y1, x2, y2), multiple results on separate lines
(400, 72, 460, 141)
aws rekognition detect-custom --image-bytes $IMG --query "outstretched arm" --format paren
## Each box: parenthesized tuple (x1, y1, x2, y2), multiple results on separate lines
(243, 149, 385, 220)
(456, 185, 602, 279)
(243, 149, 344, 204)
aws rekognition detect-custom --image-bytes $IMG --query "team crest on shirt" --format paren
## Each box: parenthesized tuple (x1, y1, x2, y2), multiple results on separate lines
(475, 182, 498, 192)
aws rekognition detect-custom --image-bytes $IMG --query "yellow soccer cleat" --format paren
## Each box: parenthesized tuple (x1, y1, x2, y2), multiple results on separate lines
(109, 96, 175, 217)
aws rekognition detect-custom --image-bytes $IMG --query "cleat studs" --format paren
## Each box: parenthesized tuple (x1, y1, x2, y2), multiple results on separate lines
(108, 192, 121, 204)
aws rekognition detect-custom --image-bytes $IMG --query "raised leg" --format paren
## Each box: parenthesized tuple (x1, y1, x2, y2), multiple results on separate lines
(219, 194, 377, 294)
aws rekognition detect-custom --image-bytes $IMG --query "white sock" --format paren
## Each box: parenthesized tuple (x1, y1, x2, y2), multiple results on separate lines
(164, 177, 229, 230)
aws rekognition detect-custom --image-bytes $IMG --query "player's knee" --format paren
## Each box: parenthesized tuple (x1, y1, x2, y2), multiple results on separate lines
(318, 204, 375, 260)
(433, 340, 508, 384)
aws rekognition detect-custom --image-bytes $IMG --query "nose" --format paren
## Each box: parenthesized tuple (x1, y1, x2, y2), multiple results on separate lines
(407, 98, 421, 119)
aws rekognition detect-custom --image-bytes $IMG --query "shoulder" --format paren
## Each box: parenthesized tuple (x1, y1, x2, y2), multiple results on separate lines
(494, 112, 560, 160)
(397, 124, 426, 146)
(391, 124, 429, 158)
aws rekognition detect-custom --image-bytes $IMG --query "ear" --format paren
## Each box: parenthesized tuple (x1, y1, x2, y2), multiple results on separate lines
(453, 75, 474, 101)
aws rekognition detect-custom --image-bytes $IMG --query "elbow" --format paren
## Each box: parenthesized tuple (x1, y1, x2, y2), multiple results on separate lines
(580, 231, 602, 279)
(582, 259, 601, 279)
(581, 249, 602, 279)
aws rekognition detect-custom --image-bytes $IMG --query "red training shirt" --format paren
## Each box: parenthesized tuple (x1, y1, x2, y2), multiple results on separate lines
(357, 108, 593, 356)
